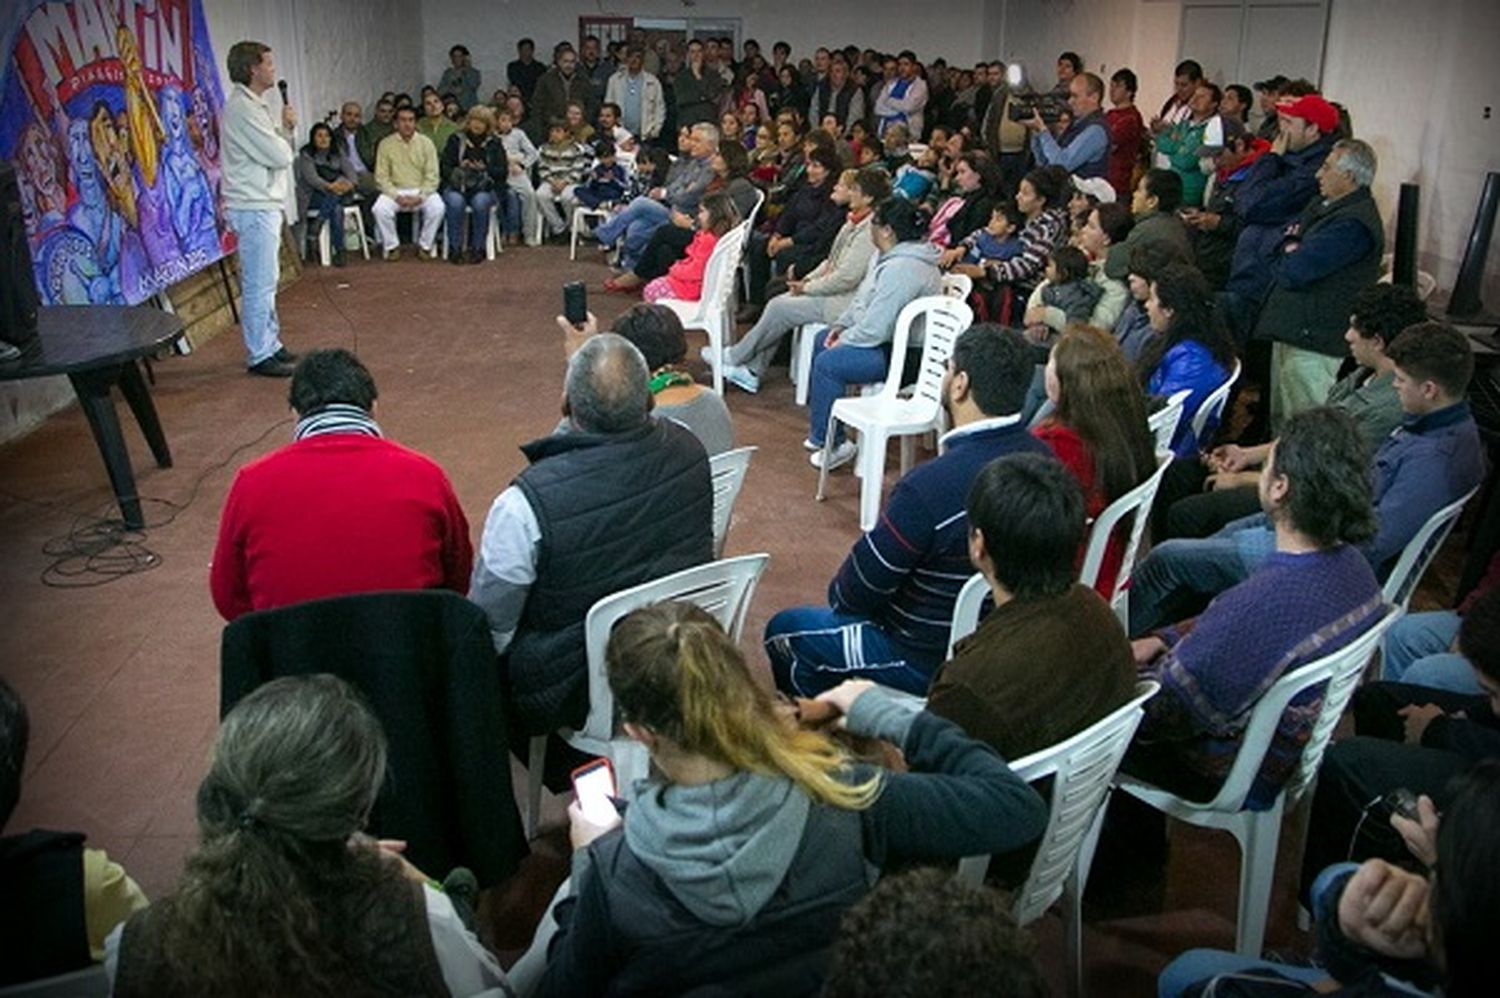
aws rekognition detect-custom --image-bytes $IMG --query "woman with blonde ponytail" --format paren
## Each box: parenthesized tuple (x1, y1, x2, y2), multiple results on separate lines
(538, 602, 1048, 997)
(104, 675, 508, 997)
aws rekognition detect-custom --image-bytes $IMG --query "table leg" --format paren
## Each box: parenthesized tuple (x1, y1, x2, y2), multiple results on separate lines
(118, 360, 173, 468)
(68, 370, 144, 530)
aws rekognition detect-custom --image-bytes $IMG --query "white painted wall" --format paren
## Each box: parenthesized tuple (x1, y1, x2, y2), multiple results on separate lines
(418, 0, 990, 97)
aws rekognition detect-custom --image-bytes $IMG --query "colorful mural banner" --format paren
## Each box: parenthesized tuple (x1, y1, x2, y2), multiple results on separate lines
(1, 0, 233, 306)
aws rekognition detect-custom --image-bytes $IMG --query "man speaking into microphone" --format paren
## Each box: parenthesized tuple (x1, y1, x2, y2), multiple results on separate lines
(222, 41, 299, 377)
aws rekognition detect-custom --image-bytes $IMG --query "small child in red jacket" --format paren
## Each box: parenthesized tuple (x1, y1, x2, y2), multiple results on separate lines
(642, 191, 741, 303)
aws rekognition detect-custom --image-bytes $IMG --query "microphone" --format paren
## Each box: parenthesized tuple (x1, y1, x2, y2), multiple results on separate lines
(277, 79, 289, 105)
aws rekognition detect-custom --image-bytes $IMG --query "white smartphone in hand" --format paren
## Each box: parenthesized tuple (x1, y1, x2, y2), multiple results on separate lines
(570, 758, 618, 826)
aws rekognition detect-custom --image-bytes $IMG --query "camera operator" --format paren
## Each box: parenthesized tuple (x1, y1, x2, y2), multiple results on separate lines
(1026, 71, 1109, 179)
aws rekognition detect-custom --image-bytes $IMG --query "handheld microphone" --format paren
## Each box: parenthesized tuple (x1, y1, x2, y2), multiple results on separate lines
(277, 79, 289, 105)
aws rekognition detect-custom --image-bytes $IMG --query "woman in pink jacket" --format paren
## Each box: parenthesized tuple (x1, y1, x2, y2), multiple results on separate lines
(642, 191, 740, 303)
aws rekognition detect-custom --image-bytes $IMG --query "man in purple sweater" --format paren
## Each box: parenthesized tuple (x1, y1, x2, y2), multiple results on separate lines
(1124, 407, 1386, 807)
(765, 324, 1049, 696)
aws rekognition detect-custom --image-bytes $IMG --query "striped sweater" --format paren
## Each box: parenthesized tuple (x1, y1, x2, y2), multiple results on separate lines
(536, 140, 592, 185)
(829, 419, 1050, 661)
(985, 206, 1069, 295)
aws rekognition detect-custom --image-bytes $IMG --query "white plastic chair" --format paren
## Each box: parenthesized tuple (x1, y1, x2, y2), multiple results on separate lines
(1116, 605, 1399, 957)
(1148, 389, 1193, 455)
(313, 204, 373, 265)
(708, 446, 756, 558)
(735, 189, 768, 299)
(814, 295, 973, 532)
(941, 271, 973, 301)
(435, 204, 502, 261)
(1189, 359, 1242, 448)
(946, 571, 990, 658)
(1381, 486, 1477, 613)
(660, 221, 751, 395)
(524, 554, 770, 837)
(569, 205, 611, 260)
(1079, 450, 1174, 629)
(955, 681, 1160, 998)
(790, 322, 821, 407)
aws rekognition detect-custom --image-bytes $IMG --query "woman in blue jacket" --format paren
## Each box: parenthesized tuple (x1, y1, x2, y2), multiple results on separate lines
(1140, 262, 1237, 457)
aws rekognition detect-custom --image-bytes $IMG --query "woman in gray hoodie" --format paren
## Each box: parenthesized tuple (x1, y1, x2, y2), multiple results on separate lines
(806, 197, 944, 469)
(537, 602, 1047, 998)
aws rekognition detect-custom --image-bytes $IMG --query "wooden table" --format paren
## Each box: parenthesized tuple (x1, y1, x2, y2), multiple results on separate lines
(0, 306, 185, 529)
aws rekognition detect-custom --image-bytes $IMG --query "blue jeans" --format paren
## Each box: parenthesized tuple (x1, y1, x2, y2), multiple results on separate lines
(808, 332, 891, 446)
(308, 190, 345, 252)
(764, 606, 937, 697)
(594, 196, 670, 270)
(1380, 610, 1480, 693)
(442, 189, 497, 252)
(1128, 513, 1274, 637)
(497, 186, 523, 235)
(227, 207, 284, 366)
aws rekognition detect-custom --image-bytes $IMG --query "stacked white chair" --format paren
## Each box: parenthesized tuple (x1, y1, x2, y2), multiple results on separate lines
(1114, 606, 1399, 957)
(814, 295, 972, 531)
(523, 554, 770, 837)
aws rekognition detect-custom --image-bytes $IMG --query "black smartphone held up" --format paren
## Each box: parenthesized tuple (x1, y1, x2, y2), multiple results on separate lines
(563, 281, 588, 329)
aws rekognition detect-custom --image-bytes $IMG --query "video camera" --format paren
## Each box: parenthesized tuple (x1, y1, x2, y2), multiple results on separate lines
(1004, 63, 1068, 124)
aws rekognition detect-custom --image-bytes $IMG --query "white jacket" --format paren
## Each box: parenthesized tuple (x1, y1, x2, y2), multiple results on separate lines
(222, 82, 294, 211)
(604, 70, 665, 141)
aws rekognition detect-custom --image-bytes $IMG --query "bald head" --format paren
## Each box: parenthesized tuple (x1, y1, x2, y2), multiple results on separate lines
(565, 334, 652, 433)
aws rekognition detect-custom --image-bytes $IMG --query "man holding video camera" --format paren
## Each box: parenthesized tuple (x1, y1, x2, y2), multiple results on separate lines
(1025, 71, 1110, 180)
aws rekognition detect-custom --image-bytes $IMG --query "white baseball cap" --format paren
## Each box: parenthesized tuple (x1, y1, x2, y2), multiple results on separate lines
(1071, 175, 1117, 204)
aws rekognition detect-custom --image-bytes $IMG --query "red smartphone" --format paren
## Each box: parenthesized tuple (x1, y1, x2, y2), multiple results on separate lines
(570, 758, 618, 825)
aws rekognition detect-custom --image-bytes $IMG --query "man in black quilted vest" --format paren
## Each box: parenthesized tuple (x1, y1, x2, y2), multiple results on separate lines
(469, 333, 714, 740)
(1253, 136, 1385, 431)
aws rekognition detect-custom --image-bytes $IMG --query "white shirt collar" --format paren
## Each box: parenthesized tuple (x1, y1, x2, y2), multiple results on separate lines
(940, 412, 1022, 447)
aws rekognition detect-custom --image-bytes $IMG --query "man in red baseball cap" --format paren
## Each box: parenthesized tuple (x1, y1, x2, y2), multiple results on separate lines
(1275, 94, 1340, 149)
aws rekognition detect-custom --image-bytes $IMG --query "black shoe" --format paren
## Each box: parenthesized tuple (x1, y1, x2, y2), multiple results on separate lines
(332, 249, 347, 267)
(248, 356, 295, 378)
(449, 248, 465, 265)
(468, 248, 484, 264)
(273, 347, 298, 364)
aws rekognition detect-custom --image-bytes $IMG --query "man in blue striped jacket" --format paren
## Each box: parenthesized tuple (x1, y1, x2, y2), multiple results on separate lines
(765, 324, 1050, 697)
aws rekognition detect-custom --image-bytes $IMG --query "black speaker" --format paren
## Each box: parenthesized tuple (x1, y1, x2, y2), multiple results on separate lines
(0, 161, 41, 350)
(1448, 170, 1499, 323)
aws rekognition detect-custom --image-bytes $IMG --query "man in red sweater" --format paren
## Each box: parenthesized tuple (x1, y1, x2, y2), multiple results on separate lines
(210, 349, 473, 620)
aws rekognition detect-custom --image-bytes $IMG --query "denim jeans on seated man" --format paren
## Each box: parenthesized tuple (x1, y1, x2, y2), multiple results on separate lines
(442, 189, 497, 253)
(766, 607, 937, 697)
(1127, 512, 1276, 637)
(307, 189, 347, 253)
(227, 207, 286, 367)
(1379, 610, 1482, 695)
(593, 196, 671, 270)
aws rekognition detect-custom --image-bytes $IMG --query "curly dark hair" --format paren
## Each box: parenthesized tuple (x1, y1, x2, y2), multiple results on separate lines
(1349, 282, 1427, 348)
(822, 867, 1047, 998)
(1136, 262, 1236, 384)
(1267, 406, 1377, 547)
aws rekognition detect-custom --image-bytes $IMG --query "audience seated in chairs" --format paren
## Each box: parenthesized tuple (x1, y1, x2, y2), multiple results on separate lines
(533, 117, 593, 242)
(801, 197, 945, 465)
(0, 678, 147, 988)
(1033, 326, 1158, 599)
(605, 141, 757, 295)
(210, 349, 473, 622)
(439, 105, 507, 264)
(1166, 759, 1500, 998)
(639, 190, 741, 304)
(929, 153, 1001, 252)
(1136, 262, 1237, 458)
(1159, 282, 1426, 541)
(294, 122, 359, 267)
(964, 166, 1071, 320)
(1119, 168, 1195, 269)
(1114, 240, 1188, 365)
(1298, 584, 1500, 915)
(417, 90, 459, 156)
(372, 105, 444, 261)
(739, 145, 844, 316)
(823, 868, 1047, 998)
(593, 122, 718, 271)
(536, 603, 1047, 997)
(104, 675, 507, 996)
(334, 100, 384, 200)
(468, 333, 713, 745)
(1123, 406, 1386, 809)
(927, 452, 1137, 760)
(493, 106, 539, 245)
(720, 165, 890, 394)
(1129, 322, 1483, 636)
(767, 324, 1047, 696)
(1180, 128, 1272, 290)
(1381, 550, 1500, 695)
